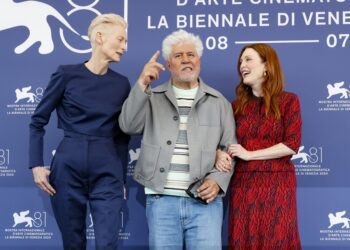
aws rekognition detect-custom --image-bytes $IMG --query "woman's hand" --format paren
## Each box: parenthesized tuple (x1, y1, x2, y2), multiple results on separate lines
(215, 149, 232, 172)
(32, 166, 56, 196)
(228, 144, 252, 161)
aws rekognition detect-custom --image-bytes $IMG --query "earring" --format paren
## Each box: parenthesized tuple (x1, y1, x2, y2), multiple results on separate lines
(263, 71, 267, 76)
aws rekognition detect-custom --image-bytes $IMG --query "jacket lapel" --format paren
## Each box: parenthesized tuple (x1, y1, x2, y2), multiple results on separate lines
(153, 80, 179, 112)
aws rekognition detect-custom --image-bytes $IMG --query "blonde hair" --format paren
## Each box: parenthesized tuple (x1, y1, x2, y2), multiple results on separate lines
(88, 13, 127, 44)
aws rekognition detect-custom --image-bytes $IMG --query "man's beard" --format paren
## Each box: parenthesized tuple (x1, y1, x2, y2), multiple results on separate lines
(174, 71, 199, 83)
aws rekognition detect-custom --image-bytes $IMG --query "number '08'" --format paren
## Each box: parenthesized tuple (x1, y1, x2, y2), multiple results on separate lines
(206, 36, 228, 50)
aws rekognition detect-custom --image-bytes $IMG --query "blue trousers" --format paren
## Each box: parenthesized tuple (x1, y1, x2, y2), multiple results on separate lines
(49, 132, 124, 250)
(146, 195, 223, 250)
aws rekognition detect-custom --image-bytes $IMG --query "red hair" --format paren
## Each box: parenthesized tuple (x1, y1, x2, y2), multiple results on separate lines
(234, 43, 284, 118)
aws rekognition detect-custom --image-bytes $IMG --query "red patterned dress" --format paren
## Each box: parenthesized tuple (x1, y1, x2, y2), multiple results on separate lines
(229, 92, 302, 250)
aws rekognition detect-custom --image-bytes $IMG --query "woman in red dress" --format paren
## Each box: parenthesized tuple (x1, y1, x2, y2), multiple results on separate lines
(216, 43, 302, 249)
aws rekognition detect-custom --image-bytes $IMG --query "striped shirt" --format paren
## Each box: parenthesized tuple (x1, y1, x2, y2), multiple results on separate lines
(145, 85, 198, 196)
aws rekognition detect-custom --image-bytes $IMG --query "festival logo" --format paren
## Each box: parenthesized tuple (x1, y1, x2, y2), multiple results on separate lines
(127, 147, 140, 177)
(14, 86, 41, 104)
(292, 145, 330, 176)
(319, 81, 350, 112)
(0, 148, 15, 178)
(4, 209, 53, 240)
(328, 211, 350, 229)
(327, 81, 350, 99)
(0, 0, 128, 54)
(12, 210, 34, 228)
(129, 148, 140, 165)
(320, 210, 350, 242)
(6, 85, 44, 116)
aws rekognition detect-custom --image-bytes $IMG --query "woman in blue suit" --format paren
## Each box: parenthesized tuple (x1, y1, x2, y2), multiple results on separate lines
(29, 14, 130, 250)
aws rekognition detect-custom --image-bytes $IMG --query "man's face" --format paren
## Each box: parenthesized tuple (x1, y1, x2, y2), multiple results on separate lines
(100, 24, 127, 63)
(167, 43, 201, 84)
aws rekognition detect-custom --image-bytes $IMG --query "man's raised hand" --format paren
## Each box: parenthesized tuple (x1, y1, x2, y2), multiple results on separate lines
(137, 50, 165, 91)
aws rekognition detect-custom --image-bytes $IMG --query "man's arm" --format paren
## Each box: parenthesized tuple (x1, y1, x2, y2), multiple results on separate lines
(205, 98, 236, 195)
(118, 83, 150, 135)
(118, 51, 165, 134)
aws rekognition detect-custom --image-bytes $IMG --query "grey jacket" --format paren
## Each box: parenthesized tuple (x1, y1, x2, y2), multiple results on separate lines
(119, 79, 236, 194)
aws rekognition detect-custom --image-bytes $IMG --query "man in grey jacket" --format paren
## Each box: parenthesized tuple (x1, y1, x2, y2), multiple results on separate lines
(119, 29, 235, 250)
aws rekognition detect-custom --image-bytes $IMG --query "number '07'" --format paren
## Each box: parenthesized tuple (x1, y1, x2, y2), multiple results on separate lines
(326, 34, 349, 48)
(206, 36, 228, 50)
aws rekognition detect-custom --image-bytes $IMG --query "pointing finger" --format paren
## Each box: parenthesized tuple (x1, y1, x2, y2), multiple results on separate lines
(148, 50, 161, 63)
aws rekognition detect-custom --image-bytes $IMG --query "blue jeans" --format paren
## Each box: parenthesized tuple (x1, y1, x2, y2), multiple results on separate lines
(146, 195, 223, 250)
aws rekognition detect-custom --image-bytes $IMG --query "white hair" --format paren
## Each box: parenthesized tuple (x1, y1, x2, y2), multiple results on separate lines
(88, 13, 127, 44)
(162, 30, 204, 61)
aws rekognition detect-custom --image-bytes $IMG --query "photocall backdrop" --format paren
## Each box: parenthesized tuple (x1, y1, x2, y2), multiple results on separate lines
(0, 0, 349, 249)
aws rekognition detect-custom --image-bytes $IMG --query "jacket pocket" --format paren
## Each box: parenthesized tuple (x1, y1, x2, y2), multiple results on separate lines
(135, 141, 161, 181)
(201, 150, 216, 174)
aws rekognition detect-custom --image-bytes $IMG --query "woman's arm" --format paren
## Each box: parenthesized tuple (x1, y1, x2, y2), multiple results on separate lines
(29, 66, 66, 168)
(228, 142, 296, 161)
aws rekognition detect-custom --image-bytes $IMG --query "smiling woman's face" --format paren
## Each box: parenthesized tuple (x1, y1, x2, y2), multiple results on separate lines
(239, 48, 266, 90)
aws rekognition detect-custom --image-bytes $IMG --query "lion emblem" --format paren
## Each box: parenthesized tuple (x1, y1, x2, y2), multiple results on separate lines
(15, 86, 40, 103)
(327, 81, 350, 99)
(291, 146, 311, 164)
(328, 211, 350, 229)
(0, 0, 87, 54)
(12, 210, 34, 228)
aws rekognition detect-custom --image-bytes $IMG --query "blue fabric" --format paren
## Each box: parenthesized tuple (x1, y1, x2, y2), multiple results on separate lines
(29, 63, 130, 249)
(50, 132, 124, 250)
(29, 63, 131, 168)
(146, 195, 223, 250)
